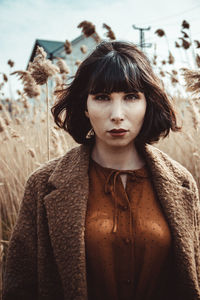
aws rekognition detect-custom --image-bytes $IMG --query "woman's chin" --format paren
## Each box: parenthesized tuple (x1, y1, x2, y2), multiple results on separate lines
(105, 139, 135, 149)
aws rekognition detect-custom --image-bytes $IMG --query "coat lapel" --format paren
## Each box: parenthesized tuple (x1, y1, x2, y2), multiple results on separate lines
(44, 143, 199, 299)
(140, 145, 199, 297)
(43, 144, 91, 300)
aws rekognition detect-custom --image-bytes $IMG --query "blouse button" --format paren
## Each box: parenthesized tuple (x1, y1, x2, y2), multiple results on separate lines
(122, 278, 132, 284)
(122, 205, 128, 211)
(124, 238, 131, 244)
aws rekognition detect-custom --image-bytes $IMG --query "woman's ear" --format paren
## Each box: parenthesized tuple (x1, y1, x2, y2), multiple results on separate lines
(85, 110, 89, 118)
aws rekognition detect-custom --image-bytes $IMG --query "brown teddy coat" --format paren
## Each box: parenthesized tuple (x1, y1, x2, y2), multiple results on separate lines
(2, 143, 200, 300)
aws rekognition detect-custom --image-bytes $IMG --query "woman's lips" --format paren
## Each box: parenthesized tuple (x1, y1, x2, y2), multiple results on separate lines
(108, 129, 128, 136)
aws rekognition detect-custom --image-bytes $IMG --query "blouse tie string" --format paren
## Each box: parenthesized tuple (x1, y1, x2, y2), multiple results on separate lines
(104, 169, 146, 235)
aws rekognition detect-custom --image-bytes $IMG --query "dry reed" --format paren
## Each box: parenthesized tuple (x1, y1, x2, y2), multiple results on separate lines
(11, 71, 40, 98)
(56, 58, 70, 74)
(181, 68, 200, 96)
(102, 23, 116, 40)
(28, 46, 59, 85)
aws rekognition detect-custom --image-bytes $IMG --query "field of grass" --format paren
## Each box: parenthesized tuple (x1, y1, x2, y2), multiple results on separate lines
(0, 94, 199, 270)
(0, 22, 200, 295)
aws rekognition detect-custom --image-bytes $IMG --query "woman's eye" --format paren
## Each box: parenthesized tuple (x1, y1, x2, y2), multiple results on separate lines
(94, 94, 110, 101)
(125, 94, 138, 100)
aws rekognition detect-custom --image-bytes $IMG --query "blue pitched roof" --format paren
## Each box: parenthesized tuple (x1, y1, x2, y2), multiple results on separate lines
(27, 34, 86, 67)
(36, 39, 64, 54)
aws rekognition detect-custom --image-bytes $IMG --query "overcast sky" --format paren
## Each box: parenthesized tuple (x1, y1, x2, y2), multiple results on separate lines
(0, 0, 200, 97)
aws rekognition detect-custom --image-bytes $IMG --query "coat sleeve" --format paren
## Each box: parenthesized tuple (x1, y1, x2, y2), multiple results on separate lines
(192, 178, 200, 287)
(2, 174, 38, 300)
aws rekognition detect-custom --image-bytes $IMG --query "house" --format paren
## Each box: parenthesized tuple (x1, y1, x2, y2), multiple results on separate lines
(27, 33, 99, 76)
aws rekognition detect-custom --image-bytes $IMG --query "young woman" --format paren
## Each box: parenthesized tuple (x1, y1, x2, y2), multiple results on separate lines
(3, 41, 200, 300)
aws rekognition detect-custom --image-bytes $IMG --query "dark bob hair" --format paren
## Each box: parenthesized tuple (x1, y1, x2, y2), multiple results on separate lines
(51, 40, 181, 146)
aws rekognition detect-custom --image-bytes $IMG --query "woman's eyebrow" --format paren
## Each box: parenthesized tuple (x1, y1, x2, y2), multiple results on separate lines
(91, 91, 140, 96)
(91, 92, 110, 95)
(125, 90, 140, 93)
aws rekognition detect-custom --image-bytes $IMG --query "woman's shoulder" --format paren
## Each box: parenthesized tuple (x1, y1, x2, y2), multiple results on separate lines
(146, 144, 199, 193)
(149, 145, 191, 174)
(26, 145, 85, 188)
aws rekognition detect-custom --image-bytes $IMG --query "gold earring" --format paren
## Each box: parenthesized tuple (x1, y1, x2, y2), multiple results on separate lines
(86, 128, 95, 139)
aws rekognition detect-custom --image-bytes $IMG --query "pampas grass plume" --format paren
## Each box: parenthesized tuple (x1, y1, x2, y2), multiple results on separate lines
(155, 29, 165, 37)
(103, 23, 116, 40)
(11, 71, 40, 98)
(168, 51, 175, 64)
(194, 40, 200, 49)
(27, 148, 36, 158)
(64, 40, 72, 54)
(179, 38, 191, 50)
(28, 46, 59, 85)
(56, 58, 70, 74)
(3, 74, 8, 82)
(181, 68, 200, 96)
(80, 45, 87, 54)
(182, 20, 190, 29)
(7, 60, 14, 68)
(75, 60, 82, 66)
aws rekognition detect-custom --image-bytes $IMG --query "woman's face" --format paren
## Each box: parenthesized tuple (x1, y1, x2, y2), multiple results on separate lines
(85, 91, 147, 149)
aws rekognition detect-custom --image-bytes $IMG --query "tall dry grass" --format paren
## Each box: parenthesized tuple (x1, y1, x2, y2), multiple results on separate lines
(0, 93, 199, 279)
(156, 96, 200, 188)
(0, 21, 200, 295)
(0, 106, 77, 289)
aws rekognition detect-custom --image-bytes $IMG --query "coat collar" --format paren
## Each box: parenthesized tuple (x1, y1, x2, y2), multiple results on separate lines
(47, 143, 189, 190)
(44, 143, 199, 299)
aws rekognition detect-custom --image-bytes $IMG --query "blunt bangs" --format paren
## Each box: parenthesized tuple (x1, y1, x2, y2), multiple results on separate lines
(85, 52, 144, 95)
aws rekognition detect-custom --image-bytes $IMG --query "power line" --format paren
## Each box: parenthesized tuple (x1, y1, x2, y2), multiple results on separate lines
(136, 4, 200, 27)
(140, 27, 200, 44)
(149, 15, 200, 31)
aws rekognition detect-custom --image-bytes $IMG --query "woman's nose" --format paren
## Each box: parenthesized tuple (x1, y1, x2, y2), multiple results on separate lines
(110, 102, 124, 122)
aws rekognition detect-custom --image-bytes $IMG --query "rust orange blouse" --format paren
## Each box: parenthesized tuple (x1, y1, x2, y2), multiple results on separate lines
(85, 157, 174, 300)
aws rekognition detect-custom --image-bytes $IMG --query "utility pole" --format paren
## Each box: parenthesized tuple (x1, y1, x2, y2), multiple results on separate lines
(132, 25, 152, 51)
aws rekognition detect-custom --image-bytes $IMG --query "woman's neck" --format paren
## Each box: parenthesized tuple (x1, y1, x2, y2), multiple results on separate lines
(91, 141, 145, 170)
